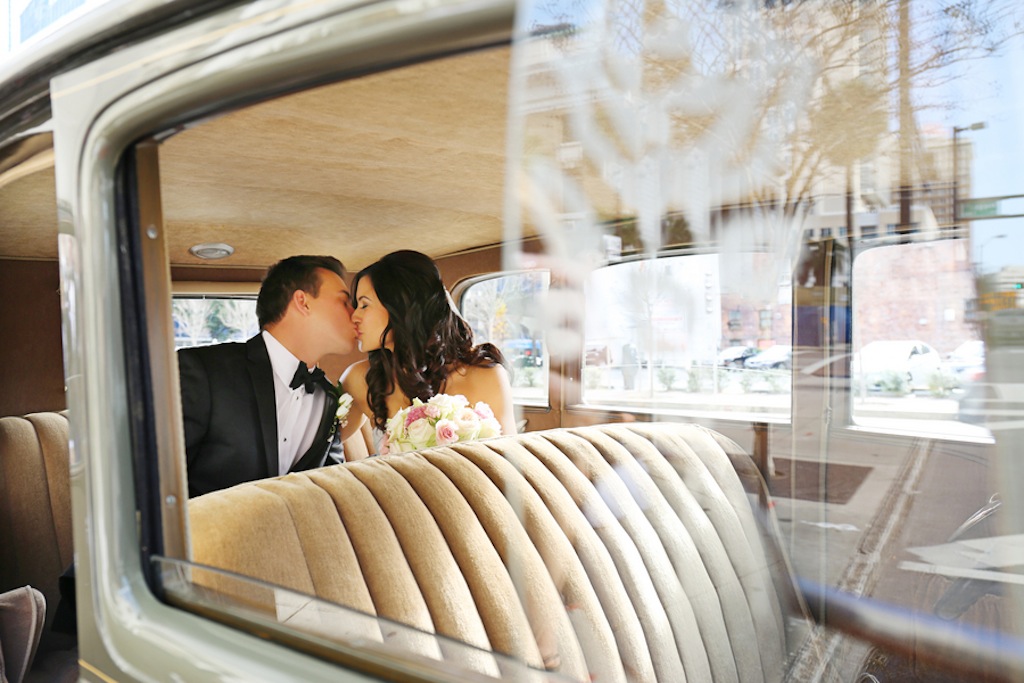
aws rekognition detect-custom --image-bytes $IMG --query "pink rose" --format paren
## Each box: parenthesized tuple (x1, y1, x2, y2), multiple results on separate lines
(405, 405, 428, 427)
(474, 401, 495, 420)
(425, 404, 442, 419)
(435, 419, 458, 446)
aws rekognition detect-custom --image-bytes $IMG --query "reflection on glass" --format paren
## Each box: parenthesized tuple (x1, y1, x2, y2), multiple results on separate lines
(508, 0, 1024, 679)
(582, 254, 792, 419)
(850, 240, 990, 440)
(157, 557, 568, 682)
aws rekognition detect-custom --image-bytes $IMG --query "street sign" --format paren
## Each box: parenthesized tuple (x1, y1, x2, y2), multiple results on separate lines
(957, 193, 1024, 221)
(960, 199, 999, 218)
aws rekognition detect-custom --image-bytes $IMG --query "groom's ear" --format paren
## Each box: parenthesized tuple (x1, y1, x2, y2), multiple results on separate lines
(291, 288, 311, 316)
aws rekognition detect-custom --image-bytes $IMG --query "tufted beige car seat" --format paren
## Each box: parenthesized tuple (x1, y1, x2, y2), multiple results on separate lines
(0, 413, 72, 643)
(189, 422, 805, 682)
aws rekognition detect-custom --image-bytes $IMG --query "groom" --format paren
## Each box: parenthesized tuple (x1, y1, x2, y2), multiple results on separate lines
(179, 255, 358, 497)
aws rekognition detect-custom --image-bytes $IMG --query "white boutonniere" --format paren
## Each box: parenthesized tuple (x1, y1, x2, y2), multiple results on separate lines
(336, 392, 354, 429)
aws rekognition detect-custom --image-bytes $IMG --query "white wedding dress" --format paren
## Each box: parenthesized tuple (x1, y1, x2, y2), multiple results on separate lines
(372, 426, 387, 456)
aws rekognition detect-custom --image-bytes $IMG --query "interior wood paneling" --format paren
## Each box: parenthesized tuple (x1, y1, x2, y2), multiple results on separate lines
(0, 259, 65, 416)
(170, 265, 266, 282)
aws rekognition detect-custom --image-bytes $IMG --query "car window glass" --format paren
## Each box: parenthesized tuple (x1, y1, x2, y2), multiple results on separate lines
(851, 241, 989, 440)
(459, 271, 550, 407)
(581, 253, 793, 421)
(172, 296, 257, 349)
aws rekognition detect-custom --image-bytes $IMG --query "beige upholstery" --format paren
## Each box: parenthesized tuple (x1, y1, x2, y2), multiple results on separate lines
(0, 586, 45, 683)
(0, 413, 71, 642)
(189, 422, 799, 682)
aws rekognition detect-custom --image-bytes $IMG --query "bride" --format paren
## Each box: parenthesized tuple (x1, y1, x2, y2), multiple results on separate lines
(340, 250, 517, 453)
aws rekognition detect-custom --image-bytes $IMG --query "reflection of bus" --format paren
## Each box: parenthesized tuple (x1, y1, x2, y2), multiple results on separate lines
(3, 0, 1024, 682)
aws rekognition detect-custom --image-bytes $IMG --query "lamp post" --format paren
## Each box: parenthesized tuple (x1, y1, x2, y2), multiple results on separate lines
(979, 233, 1007, 274)
(953, 121, 986, 233)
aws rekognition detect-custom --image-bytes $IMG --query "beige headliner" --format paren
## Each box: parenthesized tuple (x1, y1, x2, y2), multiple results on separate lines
(0, 46, 513, 272)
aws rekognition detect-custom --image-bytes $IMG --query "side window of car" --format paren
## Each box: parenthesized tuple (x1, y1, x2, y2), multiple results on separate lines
(580, 252, 793, 421)
(457, 271, 550, 407)
(172, 296, 258, 349)
(851, 241, 987, 439)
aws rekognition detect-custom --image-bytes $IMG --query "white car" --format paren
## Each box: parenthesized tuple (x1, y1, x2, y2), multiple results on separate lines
(946, 340, 986, 385)
(717, 345, 758, 368)
(744, 344, 793, 370)
(852, 340, 943, 391)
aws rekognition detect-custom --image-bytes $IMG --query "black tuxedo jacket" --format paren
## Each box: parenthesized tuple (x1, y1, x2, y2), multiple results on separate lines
(178, 334, 342, 498)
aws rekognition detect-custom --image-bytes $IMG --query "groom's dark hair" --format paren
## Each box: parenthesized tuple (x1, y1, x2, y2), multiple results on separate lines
(257, 255, 345, 327)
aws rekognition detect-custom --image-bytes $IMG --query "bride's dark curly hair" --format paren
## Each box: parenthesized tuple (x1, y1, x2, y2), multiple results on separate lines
(355, 250, 507, 432)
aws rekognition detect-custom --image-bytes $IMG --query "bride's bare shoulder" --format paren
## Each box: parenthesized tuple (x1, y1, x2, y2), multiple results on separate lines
(447, 362, 509, 392)
(341, 360, 370, 391)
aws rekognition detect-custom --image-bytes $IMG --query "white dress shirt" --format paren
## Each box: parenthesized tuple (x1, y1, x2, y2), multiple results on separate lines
(262, 330, 327, 475)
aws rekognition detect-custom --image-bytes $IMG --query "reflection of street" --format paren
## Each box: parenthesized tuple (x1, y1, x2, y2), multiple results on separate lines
(583, 385, 789, 418)
(777, 419, 1004, 678)
(583, 379, 992, 440)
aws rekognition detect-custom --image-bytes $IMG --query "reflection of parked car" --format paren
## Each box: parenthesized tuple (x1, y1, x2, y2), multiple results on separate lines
(945, 340, 985, 384)
(744, 345, 792, 370)
(502, 338, 544, 368)
(852, 340, 942, 391)
(718, 345, 758, 368)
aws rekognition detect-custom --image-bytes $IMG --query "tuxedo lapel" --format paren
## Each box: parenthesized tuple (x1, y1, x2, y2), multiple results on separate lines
(290, 385, 339, 472)
(246, 334, 279, 477)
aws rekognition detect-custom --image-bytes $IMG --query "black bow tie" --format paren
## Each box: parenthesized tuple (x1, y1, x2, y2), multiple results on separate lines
(290, 362, 327, 394)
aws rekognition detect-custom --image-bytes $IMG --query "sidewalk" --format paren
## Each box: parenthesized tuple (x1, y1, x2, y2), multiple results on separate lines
(582, 386, 960, 421)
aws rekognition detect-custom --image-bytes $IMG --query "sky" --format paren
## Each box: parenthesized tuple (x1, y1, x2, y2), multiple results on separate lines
(932, 31, 1024, 274)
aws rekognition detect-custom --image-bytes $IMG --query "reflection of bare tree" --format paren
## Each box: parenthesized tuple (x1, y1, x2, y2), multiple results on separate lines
(617, 262, 688, 392)
(527, 0, 1022, 244)
(173, 299, 213, 346)
(462, 279, 511, 342)
(461, 274, 546, 345)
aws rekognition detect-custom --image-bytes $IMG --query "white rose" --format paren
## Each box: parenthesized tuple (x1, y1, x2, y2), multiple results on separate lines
(405, 417, 436, 448)
(386, 411, 407, 441)
(477, 417, 502, 439)
(336, 393, 354, 426)
(454, 408, 482, 441)
(428, 393, 467, 418)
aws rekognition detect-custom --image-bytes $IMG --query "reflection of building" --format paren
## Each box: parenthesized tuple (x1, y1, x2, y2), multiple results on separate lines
(1, 0, 88, 54)
(920, 125, 975, 232)
(721, 299, 793, 350)
(720, 253, 793, 350)
(854, 240, 976, 354)
(991, 266, 1024, 296)
(805, 204, 939, 243)
(19, 0, 86, 42)
(803, 127, 975, 242)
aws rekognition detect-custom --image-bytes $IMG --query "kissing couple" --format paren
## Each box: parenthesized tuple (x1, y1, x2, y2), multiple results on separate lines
(179, 249, 517, 498)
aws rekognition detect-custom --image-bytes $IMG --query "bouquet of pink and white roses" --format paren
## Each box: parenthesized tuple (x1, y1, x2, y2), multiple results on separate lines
(381, 393, 502, 455)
